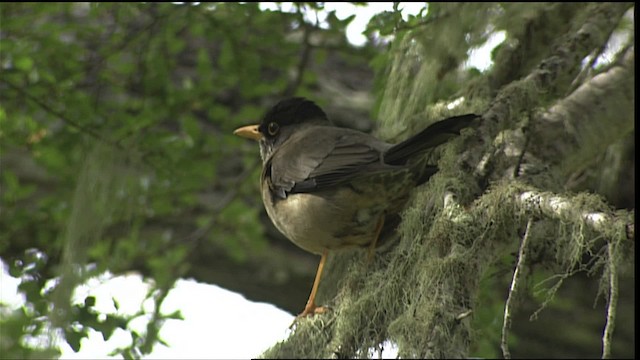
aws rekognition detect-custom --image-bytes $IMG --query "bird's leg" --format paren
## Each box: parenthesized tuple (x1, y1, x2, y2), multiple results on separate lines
(367, 215, 385, 263)
(291, 250, 329, 327)
(301, 250, 328, 316)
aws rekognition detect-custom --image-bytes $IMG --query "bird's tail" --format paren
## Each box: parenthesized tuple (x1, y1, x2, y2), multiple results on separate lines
(384, 113, 480, 165)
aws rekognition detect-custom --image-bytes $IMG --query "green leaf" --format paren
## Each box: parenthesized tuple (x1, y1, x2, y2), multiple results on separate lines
(366, 11, 403, 36)
(164, 309, 184, 320)
(180, 115, 200, 145)
(0, 106, 7, 125)
(17, 279, 41, 299)
(14, 55, 34, 72)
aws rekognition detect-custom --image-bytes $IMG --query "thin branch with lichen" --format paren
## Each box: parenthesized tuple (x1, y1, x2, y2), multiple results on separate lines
(517, 190, 634, 242)
(501, 218, 533, 359)
(602, 241, 619, 359)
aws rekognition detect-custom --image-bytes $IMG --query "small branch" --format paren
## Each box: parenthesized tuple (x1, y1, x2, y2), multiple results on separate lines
(455, 309, 473, 321)
(140, 285, 171, 355)
(501, 218, 533, 359)
(566, 41, 607, 95)
(602, 241, 619, 359)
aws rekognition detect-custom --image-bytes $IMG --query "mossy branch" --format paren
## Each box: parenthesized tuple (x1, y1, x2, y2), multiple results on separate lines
(260, 3, 633, 359)
(261, 175, 633, 359)
(517, 190, 634, 242)
(482, 2, 632, 125)
(473, 2, 632, 181)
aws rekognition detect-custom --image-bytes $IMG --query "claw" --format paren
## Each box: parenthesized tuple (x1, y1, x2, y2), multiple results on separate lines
(367, 215, 385, 263)
(289, 305, 330, 329)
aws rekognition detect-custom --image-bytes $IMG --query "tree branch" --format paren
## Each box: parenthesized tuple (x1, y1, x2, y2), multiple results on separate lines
(531, 46, 634, 176)
(472, 2, 633, 181)
(501, 218, 533, 359)
(488, 2, 631, 119)
(488, 3, 583, 93)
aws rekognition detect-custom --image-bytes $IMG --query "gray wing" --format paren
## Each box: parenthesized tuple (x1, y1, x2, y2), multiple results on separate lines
(265, 127, 393, 198)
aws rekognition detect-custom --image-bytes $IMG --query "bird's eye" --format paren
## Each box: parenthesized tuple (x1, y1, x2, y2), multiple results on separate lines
(267, 122, 279, 136)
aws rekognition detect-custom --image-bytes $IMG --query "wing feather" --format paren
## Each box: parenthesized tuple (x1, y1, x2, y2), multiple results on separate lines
(264, 127, 391, 198)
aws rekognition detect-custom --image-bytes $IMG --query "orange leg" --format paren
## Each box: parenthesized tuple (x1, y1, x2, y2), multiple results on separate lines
(295, 250, 329, 322)
(367, 215, 385, 262)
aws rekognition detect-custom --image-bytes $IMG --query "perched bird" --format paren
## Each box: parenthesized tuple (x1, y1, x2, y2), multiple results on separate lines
(234, 97, 478, 319)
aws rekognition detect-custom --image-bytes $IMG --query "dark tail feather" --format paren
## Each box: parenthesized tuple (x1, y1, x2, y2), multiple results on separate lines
(384, 114, 480, 165)
(415, 164, 439, 186)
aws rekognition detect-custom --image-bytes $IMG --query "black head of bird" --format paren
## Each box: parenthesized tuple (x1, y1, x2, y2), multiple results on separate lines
(234, 97, 479, 319)
(234, 97, 330, 163)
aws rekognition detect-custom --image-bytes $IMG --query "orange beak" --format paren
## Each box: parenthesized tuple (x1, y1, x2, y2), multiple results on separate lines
(233, 124, 263, 141)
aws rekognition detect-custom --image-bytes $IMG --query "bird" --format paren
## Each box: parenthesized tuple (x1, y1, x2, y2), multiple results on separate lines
(233, 97, 479, 320)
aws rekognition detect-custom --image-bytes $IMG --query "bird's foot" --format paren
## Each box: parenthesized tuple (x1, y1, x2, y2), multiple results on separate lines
(299, 304, 329, 317)
(366, 215, 385, 264)
(288, 304, 329, 329)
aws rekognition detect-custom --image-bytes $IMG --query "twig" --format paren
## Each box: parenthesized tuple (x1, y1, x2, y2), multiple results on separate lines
(567, 41, 607, 95)
(455, 309, 473, 321)
(281, 10, 314, 97)
(501, 218, 533, 359)
(601, 241, 619, 359)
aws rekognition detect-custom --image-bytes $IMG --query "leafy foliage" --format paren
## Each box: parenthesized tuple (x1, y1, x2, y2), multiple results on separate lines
(0, 2, 364, 357)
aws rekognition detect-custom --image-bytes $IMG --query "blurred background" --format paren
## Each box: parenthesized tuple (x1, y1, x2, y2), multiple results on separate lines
(0, 2, 634, 359)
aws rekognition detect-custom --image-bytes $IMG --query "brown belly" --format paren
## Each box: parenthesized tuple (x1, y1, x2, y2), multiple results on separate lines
(262, 184, 385, 255)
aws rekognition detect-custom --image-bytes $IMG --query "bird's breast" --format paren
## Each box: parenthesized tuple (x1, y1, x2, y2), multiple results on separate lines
(261, 183, 385, 255)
